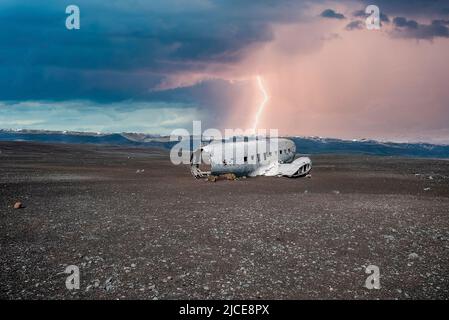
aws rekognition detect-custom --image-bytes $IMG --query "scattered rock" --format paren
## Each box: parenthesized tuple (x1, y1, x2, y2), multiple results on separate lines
(424, 187, 431, 191)
(408, 253, 419, 260)
(13, 202, 24, 209)
(104, 277, 114, 291)
(332, 190, 340, 195)
(207, 175, 217, 182)
(222, 173, 237, 181)
(207, 173, 238, 182)
(136, 169, 145, 174)
(306, 174, 312, 178)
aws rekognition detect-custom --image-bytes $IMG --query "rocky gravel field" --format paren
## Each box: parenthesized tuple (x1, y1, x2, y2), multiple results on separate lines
(1, 141, 448, 299)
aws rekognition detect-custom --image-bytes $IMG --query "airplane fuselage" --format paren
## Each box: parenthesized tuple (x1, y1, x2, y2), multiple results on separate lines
(190, 138, 311, 178)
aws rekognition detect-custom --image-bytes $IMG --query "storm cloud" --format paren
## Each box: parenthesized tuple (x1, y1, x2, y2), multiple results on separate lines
(353, 9, 390, 22)
(320, 9, 345, 20)
(392, 16, 449, 39)
(359, 0, 449, 17)
(0, 0, 312, 103)
(1, 1, 449, 141)
(345, 20, 364, 30)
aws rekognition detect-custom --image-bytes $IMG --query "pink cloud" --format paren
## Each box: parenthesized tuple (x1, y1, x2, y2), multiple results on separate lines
(154, 3, 449, 142)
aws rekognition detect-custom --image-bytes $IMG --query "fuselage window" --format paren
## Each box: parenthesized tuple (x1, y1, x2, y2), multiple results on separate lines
(244, 156, 248, 163)
(263, 153, 267, 160)
(251, 155, 254, 161)
(288, 148, 291, 153)
(279, 150, 282, 155)
(257, 154, 260, 162)
(269, 152, 272, 156)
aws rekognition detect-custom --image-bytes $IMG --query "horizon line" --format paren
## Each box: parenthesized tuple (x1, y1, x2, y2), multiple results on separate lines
(1, 128, 449, 146)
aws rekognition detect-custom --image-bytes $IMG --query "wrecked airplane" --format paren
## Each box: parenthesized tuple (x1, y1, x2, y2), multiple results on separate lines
(190, 137, 311, 179)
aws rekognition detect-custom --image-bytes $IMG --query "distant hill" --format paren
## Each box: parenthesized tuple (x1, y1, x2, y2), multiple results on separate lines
(1, 129, 449, 159)
(290, 137, 449, 158)
(0, 130, 175, 150)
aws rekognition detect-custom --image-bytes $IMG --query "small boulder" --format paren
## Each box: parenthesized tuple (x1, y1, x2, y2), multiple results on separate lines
(104, 277, 114, 291)
(13, 202, 23, 209)
(207, 175, 217, 182)
(408, 253, 419, 260)
(222, 173, 237, 181)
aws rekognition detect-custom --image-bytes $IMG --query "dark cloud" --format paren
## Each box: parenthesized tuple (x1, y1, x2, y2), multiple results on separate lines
(346, 9, 390, 32)
(433, 19, 449, 25)
(345, 20, 364, 30)
(0, 0, 311, 103)
(393, 17, 419, 29)
(392, 16, 449, 39)
(2, 0, 449, 108)
(320, 9, 345, 20)
(348, 5, 449, 39)
(353, 9, 390, 22)
(358, 0, 449, 16)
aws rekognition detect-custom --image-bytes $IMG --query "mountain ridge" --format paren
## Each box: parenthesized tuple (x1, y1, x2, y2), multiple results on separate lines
(1, 129, 449, 158)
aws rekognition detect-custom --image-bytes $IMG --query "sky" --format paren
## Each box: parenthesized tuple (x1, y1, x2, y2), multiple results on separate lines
(1, 0, 449, 142)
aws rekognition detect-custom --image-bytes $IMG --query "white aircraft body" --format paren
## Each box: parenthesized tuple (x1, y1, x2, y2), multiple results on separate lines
(190, 137, 312, 178)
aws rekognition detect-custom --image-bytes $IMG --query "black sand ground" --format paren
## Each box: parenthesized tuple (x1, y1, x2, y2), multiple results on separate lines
(0, 141, 448, 299)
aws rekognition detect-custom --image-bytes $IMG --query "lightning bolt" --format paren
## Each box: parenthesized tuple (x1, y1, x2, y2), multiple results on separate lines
(252, 75, 269, 134)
